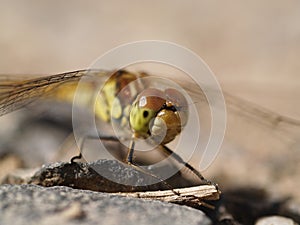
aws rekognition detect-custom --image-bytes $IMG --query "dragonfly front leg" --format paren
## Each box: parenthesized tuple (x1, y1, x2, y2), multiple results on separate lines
(125, 138, 180, 191)
(70, 134, 119, 163)
(126, 138, 135, 164)
(160, 145, 216, 187)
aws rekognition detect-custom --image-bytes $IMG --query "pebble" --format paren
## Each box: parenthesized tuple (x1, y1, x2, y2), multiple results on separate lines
(255, 215, 298, 225)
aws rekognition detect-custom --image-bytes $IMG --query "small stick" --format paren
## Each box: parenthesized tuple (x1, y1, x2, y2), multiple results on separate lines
(112, 184, 220, 208)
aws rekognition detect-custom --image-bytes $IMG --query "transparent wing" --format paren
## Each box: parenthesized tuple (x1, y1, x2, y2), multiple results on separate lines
(181, 80, 300, 154)
(0, 69, 110, 116)
(223, 92, 300, 152)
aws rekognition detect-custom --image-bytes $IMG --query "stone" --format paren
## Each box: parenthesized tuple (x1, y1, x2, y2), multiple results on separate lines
(255, 215, 297, 225)
(2, 159, 204, 192)
(0, 184, 211, 225)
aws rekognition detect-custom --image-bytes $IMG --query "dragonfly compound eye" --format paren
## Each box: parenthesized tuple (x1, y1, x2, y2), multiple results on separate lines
(150, 109, 182, 145)
(129, 88, 166, 136)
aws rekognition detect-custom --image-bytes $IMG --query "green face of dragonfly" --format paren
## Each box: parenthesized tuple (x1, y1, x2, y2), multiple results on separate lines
(129, 102, 157, 135)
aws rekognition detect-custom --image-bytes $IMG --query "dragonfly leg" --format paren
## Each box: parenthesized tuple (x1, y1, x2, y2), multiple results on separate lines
(126, 139, 135, 164)
(125, 139, 179, 192)
(160, 145, 216, 186)
(70, 134, 119, 163)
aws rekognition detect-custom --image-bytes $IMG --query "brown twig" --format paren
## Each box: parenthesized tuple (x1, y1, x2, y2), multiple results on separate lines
(112, 185, 220, 208)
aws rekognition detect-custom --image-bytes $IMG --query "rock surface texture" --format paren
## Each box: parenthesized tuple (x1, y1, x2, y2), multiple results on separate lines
(0, 185, 212, 225)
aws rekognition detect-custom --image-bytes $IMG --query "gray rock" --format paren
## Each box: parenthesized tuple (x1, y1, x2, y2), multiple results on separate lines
(0, 184, 211, 225)
(2, 159, 205, 192)
(255, 215, 297, 225)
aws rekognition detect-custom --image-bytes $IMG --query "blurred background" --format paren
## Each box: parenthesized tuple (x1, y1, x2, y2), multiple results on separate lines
(0, 0, 299, 199)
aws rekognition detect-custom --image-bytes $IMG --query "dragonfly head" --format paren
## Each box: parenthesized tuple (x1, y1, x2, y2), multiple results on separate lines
(129, 88, 188, 145)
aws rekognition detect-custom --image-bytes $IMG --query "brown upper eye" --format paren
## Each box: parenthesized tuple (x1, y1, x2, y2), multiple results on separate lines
(137, 88, 166, 111)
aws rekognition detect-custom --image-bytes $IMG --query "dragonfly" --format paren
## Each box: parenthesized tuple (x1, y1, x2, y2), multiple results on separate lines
(0, 69, 212, 185)
(0, 69, 300, 185)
